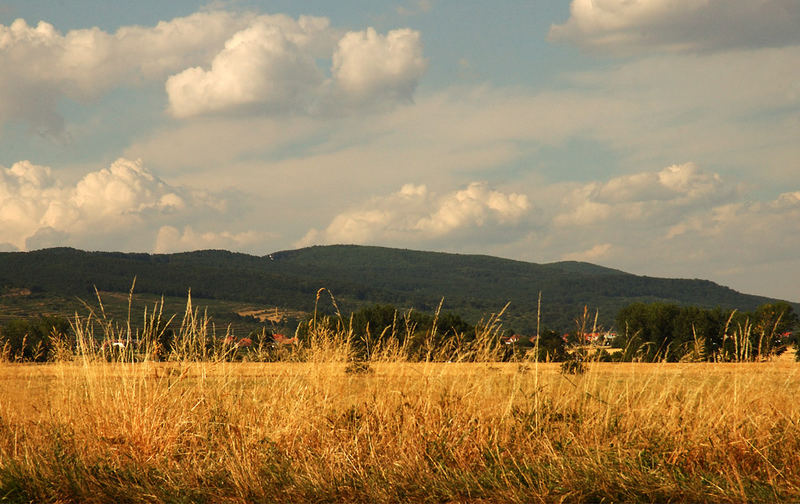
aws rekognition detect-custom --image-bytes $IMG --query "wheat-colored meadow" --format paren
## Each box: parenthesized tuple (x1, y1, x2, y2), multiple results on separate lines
(2, 358, 800, 502)
(1, 298, 799, 503)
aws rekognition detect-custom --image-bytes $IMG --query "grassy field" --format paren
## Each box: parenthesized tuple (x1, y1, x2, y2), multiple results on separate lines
(1, 356, 799, 503)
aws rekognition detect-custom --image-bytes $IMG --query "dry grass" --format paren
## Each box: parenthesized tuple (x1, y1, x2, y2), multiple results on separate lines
(1, 357, 799, 503)
(1, 294, 798, 502)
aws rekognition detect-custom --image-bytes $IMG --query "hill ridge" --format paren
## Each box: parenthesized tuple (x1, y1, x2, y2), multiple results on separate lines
(0, 245, 790, 332)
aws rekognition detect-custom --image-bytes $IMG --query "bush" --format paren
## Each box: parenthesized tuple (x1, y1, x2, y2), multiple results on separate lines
(560, 355, 586, 375)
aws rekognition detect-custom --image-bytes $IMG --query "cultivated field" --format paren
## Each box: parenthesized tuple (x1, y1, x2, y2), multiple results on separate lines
(1, 357, 799, 503)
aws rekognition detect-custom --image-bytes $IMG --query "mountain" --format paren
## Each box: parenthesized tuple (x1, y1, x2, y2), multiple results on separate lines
(0, 245, 790, 332)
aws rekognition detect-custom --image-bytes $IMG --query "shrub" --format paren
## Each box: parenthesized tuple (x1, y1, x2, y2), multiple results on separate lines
(560, 355, 586, 375)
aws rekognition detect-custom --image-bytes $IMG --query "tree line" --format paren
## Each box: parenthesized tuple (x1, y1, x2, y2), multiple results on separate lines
(612, 301, 798, 362)
(0, 301, 797, 363)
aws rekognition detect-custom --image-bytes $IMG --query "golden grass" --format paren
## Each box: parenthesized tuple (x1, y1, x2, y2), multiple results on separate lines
(2, 357, 800, 503)
(0, 293, 797, 502)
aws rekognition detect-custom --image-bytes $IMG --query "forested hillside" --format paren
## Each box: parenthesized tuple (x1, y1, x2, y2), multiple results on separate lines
(0, 245, 789, 332)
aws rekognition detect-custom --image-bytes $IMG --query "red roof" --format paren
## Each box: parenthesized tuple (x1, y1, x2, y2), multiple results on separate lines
(273, 333, 298, 345)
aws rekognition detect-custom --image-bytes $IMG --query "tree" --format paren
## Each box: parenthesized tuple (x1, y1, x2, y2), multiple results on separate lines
(0, 316, 70, 361)
(615, 302, 682, 361)
(530, 329, 567, 362)
(749, 302, 797, 359)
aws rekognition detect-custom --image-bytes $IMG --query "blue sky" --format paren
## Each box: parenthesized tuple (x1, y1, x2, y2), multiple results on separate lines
(1, 0, 799, 301)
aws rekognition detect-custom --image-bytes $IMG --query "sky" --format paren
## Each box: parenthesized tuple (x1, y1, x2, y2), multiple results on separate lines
(1, 0, 799, 302)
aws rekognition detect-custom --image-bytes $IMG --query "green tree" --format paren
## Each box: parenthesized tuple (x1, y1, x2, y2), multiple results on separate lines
(615, 302, 682, 361)
(0, 316, 70, 361)
(530, 329, 567, 361)
(749, 302, 797, 359)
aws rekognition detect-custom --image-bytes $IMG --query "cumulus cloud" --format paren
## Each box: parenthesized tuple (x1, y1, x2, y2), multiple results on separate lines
(0, 158, 218, 250)
(553, 163, 733, 227)
(0, 11, 251, 133)
(331, 28, 426, 106)
(549, 0, 800, 53)
(166, 16, 333, 117)
(414, 182, 529, 234)
(154, 225, 270, 254)
(0, 160, 67, 248)
(291, 163, 800, 300)
(1, 10, 426, 128)
(70, 158, 187, 221)
(166, 22, 426, 117)
(493, 161, 800, 299)
(297, 182, 529, 247)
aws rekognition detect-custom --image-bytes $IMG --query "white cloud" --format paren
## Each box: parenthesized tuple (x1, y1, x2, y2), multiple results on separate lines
(1, 11, 427, 128)
(553, 163, 733, 227)
(344, 162, 795, 300)
(166, 21, 425, 117)
(645, 191, 800, 298)
(165, 16, 333, 117)
(662, 193, 800, 262)
(71, 158, 186, 220)
(128, 37, 800, 202)
(331, 28, 426, 106)
(494, 162, 800, 300)
(562, 243, 612, 262)
(414, 182, 529, 234)
(0, 11, 251, 133)
(154, 225, 269, 253)
(297, 181, 529, 247)
(0, 160, 66, 248)
(0, 158, 220, 250)
(550, 0, 800, 53)
(290, 163, 800, 300)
